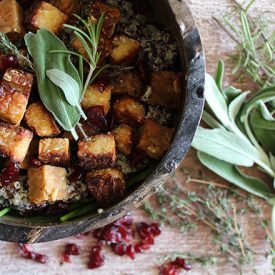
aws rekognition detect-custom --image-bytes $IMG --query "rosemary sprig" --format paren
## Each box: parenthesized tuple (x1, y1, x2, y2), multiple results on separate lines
(214, 0, 275, 88)
(0, 32, 34, 71)
(53, 13, 109, 97)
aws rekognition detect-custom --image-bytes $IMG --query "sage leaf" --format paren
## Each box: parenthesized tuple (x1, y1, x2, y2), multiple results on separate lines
(205, 74, 232, 129)
(202, 110, 224, 129)
(192, 127, 258, 167)
(228, 91, 249, 123)
(46, 69, 87, 120)
(197, 151, 271, 200)
(224, 86, 242, 102)
(25, 29, 82, 134)
(259, 101, 275, 121)
(272, 205, 275, 238)
(215, 60, 228, 101)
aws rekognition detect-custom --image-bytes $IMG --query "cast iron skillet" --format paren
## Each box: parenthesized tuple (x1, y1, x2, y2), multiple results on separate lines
(0, 0, 205, 243)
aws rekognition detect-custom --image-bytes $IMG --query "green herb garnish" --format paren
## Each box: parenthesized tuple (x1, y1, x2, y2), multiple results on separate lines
(0, 207, 11, 218)
(0, 32, 34, 71)
(25, 29, 83, 140)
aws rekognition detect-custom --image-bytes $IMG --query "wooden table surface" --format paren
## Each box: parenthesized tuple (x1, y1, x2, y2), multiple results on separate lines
(1, 0, 274, 274)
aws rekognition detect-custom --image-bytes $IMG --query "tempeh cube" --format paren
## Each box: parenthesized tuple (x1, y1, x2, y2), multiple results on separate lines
(24, 102, 61, 137)
(136, 119, 174, 159)
(38, 138, 70, 166)
(81, 84, 112, 115)
(110, 35, 140, 64)
(148, 71, 182, 109)
(113, 96, 145, 125)
(91, 1, 120, 38)
(49, 0, 80, 15)
(26, 1, 68, 33)
(0, 0, 24, 35)
(78, 133, 116, 170)
(2, 69, 34, 95)
(0, 122, 33, 163)
(28, 165, 69, 205)
(0, 69, 34, 125)
(20, 138, 39, 169)
(86, 168, 125, 205)
(113, 124, 134, 156)
(112, 72, 143, 97)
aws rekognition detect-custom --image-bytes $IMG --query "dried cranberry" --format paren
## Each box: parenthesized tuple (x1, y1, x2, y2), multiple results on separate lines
(173, 257, 191, 271)
(97, 83, 105, 93)
(101, 225, 122, 244)
(62, 243, 80, 263)
(113, 214, 133, 227)
(0, 55, 18, 72)
(19, 244, 48, 264)
(111, 242, 127, 256)
(126, 245, 135, 260)
(136, 222, 161, 239)
(0, 160, 20, 186)
(159, 263, 181, 275)
(88, 245, 105, 269)
(159, 258, 191, 275)
(134, 240, 152, 253)
(86, 106, 108, 132)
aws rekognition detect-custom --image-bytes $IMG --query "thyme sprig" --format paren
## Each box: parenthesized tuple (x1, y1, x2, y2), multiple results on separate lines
(144, 169, 268, 269)
(0, 32, 34, 71)
(214, 0, 275, 88)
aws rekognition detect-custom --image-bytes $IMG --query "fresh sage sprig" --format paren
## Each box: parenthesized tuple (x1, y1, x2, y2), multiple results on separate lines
(0, 32, 34, 71)
(25, 29, 83, 140)
(192, 60, 275, 236)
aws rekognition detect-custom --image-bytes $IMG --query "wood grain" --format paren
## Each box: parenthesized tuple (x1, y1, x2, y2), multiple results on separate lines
(0, 0, 274, 274)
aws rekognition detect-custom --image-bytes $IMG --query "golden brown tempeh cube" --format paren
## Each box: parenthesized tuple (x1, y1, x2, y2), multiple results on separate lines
(81, 84, 112, 115)
(20, 138, 39, 169)
(113, 96, 145, 125)
(136, 119, 174, 159)
(113, 124, 134, 156)
(148, 71, 181, 109)
(0, 122, 33, 163)
(91, 1, 120, 38)
(110, 35, 140, 64)
(0, 69, 34, 125)
(26, 1, 68, 33)
(2, 69, 34, 95)
(24, 102, 61, 137)
(112, 73, 143, 97)
(28, 165, 69, 205)
(49, 0, 80, 15)
(86, 168, 125, 204)
(38, 138, 70, 166)
(78, 133, 116, 170)
(0, 0, 24, 35)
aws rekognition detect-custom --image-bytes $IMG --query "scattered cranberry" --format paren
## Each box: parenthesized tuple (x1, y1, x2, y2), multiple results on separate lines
(18, 244, 48, 264)
(113, 213, 133, 227)
(62, 243, 81, 263)
(111, 242, 127, 256)
(0, 55, 18, 72)
(97, 83, 105, 93)
(0, 160, 20, 186)
(88, 245, 105, 269)
(126, 244, 135, 260)
(159, 257, 191, 275)
(86, 106, 108, 132)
